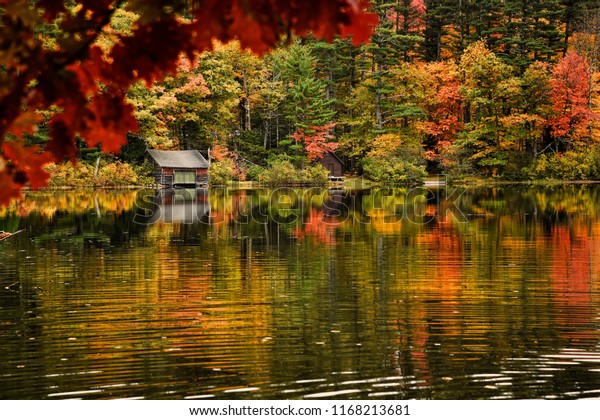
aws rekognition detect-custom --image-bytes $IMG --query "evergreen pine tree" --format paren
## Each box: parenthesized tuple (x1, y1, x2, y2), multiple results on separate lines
(501, 0, 563, 71)
(278, 44, 335, 159)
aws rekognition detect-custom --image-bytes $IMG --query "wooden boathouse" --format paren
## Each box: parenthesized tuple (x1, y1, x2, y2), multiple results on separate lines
(146, 149, 210, 187)
(318, 152, 345, 181)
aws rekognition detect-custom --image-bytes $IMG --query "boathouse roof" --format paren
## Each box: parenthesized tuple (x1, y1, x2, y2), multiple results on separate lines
(146, 149, 209, 169)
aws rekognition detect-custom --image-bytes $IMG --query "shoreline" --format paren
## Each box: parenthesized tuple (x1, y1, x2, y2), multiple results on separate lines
(22, 178, 600, 193)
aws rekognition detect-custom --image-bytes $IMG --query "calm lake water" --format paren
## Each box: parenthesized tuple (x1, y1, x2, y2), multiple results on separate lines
(1, 185, 600, 400)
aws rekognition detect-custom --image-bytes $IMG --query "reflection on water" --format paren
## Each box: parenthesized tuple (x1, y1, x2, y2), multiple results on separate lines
(1, 185, 600, 399)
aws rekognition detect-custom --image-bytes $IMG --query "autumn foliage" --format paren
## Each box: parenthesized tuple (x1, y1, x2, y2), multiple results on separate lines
(2, 0, 600, 198)
(548, 53, 595, 144)
(0, 0, 377, 204)
(291, 123, 340, 160)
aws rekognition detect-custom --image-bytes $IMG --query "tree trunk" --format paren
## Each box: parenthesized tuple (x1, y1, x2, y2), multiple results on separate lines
(326, 69, 333, 101)
(94, 156, 101, 178)
(264, 120, 269, 149)
(276, 116, 280, 148)
(243, 71, 251, 131)
(376, 92, 383, 129)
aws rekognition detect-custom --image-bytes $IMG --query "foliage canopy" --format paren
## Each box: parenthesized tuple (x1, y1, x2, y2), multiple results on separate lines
(0, 0, 377, 204)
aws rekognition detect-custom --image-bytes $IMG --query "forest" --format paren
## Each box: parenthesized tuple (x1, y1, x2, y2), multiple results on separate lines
(2, 0, 600, 194)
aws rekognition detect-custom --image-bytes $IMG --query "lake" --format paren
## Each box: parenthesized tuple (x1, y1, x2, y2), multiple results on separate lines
(1, 185, 600, 399)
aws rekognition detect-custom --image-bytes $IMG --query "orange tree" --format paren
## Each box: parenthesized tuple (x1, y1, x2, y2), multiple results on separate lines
(0, 0, 376, 204)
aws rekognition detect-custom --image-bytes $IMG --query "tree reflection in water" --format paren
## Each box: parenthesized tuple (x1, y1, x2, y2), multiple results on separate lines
(0, 185, 599, 399)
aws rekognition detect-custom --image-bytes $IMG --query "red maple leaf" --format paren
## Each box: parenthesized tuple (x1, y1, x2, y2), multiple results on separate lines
(83, 91, 138, 153)
(2, 142, 54, 190)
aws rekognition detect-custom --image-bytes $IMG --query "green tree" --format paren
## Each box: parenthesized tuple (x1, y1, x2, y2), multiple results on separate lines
(226, 41, 263, 133)
(423, 0, 452, 60)
(390, 0, 426, 62)
(338, 83, 378, 170)
(560, 0, 600, 54)
(423, 0, 497, 60)
(252, 52, 287, 151)
(277, 44, 335, 160)
(361, 0, 417, 130)
(511, 62, 554, 160)
(500, 0, 563, 71)
(458, 42, 517, 174)
(196, 42, 243, 151)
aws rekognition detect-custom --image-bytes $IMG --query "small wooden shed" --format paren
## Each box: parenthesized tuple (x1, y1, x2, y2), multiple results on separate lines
(147, 149, 210, 187)
(318, 152, 344, 180)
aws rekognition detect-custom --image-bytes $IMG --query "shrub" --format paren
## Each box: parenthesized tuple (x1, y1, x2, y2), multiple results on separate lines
(300, 164, 329, 185)
(257, 155, 330, 186)
(97, 162, 140, 186)
(523, 147, 600, 181)
(259, 159, 300, 185)
(245, 165, 264, 181)
(522, 154, 550, 180)
(584, 146, 600, 180)
(45, 162, 95, 187)
(132, 163, 155, 184)
(208, 159, 235, 186)
(45, 160, 151, 187)
(362, 156, 426, 184)
(551, 151, 588, 180)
